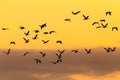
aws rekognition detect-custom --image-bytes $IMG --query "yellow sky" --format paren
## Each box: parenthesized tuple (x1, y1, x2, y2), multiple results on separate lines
(0, 0, 120, 49)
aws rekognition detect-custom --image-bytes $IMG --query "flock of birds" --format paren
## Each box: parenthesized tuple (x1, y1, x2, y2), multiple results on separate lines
(1, 47, 117, 64)
(0, 10, 119, 64)
(65, 11, 119, 31)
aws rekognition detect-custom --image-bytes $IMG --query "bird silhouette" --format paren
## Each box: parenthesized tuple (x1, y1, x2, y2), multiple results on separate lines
(39, 23, 46, 30)
(104, 48, 111, 52)
(101, 23, 108, 28)
(43, 32, 49, 34)
(23, 52, 30, 56)
(92, 22, 99, 25)
(24, 31, 30, 36)
(56, 53, 62, 59)
(83, 14, 89, 20)
(40, 52, 46, 57)
(32, 34, 38, 40)
(23, 38, 29, 43)
(57, 49, 65, 54)
(112, 27, 118, 31)
(42, 40, 49, 44)
(3, 48, 11, 55)
(100, 19, 105, 22)
(85, 48, 92, 54)
(104, 47, 116, 52)
(51, 59, 62, 64)
(72, 11, 80, 15)
(96, 26, 102, 28)
(10, 41, 16, 45)
(64, 18, 71, 22)
(1, 28, 9, 30)
(34, 30, 40, 33)
(56, 40, 62, 44)
(110, 47, 116, 52)
(19, 26, 25, 30)
(49, 31, 56, 34)
(106, 11, 112, 16)
(72, 49, 79, 53)
(34, 59, 41, 64)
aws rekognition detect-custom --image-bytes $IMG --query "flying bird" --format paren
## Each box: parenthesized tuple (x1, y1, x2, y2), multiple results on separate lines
(96, 26, 102, 28)
(51, 59, 62, 64)
(24, 31, 30, 36)
(1, 28, 9, 30)
(110, 47, 116, 52)
(23, 38, 29, 43)
(85, 48, 92, 54)
(32, 34, 38, 40)
(100, 19, 105, 22)
(43, 32, 49, 34)
(72, 49, 79, 53)
(3, 48, 11, 55)
(104, 47, 116, 52)
(101, 23, 108, 28)
(56, 40, 62, 44)
(39, 23, 47, 30)
(106, 11, 112, 16)
(23, 52, 30, 56)
(112, 27, 118, 31)
(72, 11, 80, 15)
(64, 18, 71, 22)
(34, 59, 41, 64)
(92, 22, 99, 25)
(34, 30, 40, 33)
(83, 14, 89, 20)
(42, 40, 49, 44)
(40, 52, 46, 57)
(57, 49, 65, 54)
(10, 41, 16, 45)
(19, 26, 25, 30)
(49, 31, 56, 34)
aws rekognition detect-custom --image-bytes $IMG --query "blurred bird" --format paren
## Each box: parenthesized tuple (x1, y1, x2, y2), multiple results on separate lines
(43, 32, 49, 34)
(56, 40, 62, 44)
(112, 27, 118, 31)
(19, 26, 25, 30)
(64, 18, 71, 22)
(39, 23, 46, 30)
(83, 14, 89, 20)
(24, 31, 30, 36)
(92, 22, 99, 25)
(100, 19, 105, 22)
(42, 40, 49, 44)
(23, 38, 29, 43)
(3, 48, 11, 55)
(23, 52, 30, 56)
(101, 23, 108, 28)
(72, 49, 79, 53)
(32, 34, 38, 40)
(85, 48, 92, 54)
(34, 59, 41, 64)
(10, 41, 16, 45)
(96, 26, 102, 28)
(49, 31, 56, 34)
(72, 11, 80, 15)
(57, 49, 65, 54)
(106, 11, 112, 16)
(40, 52, 46, 57)
(34, 30, 40, 33)
(1, 28, 9, 30)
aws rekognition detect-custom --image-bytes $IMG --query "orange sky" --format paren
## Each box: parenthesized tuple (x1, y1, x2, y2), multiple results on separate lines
(0, 0, 120, 50)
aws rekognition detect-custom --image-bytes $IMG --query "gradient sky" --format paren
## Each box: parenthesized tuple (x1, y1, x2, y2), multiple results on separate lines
(0, 0, 120, 49)
(0, 0, 120, 80)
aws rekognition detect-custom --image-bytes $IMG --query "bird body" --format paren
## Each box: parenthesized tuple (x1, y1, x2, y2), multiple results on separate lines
(72, 11, 80, 15)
